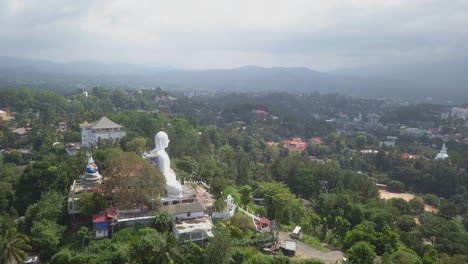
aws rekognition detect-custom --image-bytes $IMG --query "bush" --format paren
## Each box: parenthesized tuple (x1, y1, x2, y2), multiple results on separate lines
(347, 241, 376, 264)
(423, 194, 440, 208)
(387, 180, 405, 193)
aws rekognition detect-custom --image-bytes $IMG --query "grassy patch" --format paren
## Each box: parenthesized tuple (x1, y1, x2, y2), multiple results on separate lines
(301, 234, 330, 253)
(279, 223, 296, 232)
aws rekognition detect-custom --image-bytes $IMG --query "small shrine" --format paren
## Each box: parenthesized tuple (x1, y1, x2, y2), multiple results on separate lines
(67, 154, 104, 217)
(435, 143, 449, 160)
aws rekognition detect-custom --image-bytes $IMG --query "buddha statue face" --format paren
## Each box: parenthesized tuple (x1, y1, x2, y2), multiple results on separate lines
(155, 131, 170, 150)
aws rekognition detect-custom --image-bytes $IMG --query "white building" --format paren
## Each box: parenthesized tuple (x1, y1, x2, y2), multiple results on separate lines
(451, 107, 468, 121)
(80, 116, 126, 147)
(67, 155, 103, 215)
(379, 136, 398, 147)
(160, 202, 214, 242)
(435, 143, 449, 160)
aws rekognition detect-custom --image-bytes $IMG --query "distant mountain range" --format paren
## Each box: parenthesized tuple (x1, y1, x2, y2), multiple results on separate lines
(0, 56, 466, 103)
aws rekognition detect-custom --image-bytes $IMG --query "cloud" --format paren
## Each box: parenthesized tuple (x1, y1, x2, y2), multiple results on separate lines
(1, 0, 468, 71)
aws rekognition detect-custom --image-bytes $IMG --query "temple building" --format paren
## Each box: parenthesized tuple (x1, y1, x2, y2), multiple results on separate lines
(143, 131, 214, 242)
(67, 155, 104, 217)
(68, 131, 214, 241)
(435, 143, 449, 160)
(80, 116, 126, 147)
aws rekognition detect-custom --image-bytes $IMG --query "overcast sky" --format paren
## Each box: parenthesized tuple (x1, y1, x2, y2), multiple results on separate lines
(1, 0, 468, 71)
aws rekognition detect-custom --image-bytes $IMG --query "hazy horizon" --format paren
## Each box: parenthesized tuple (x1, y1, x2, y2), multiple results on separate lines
(2, 0, 468, 72)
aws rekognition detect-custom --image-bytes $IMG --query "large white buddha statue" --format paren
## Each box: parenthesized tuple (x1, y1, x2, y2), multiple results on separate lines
(148, 131, 183, 198)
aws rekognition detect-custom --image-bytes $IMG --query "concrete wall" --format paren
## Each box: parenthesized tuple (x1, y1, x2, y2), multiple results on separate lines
(173, 211, 204, 220)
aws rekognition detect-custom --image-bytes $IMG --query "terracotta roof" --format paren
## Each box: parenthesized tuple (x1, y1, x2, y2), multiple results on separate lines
(93, 212, 106, 223)
(282, 137, 308, 152)
(402, 153, 420, 159)
(93, 207, 117, 223)
(90, 116, 123, 129)
(160, 202, 205, 215)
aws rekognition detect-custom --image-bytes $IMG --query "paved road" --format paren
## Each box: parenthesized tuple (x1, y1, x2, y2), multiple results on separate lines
(278, 232, 344, 263)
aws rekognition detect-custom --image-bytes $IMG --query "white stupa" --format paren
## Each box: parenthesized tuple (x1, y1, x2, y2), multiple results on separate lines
(435, 143, 449, 160)
(82, 155, 102, 184)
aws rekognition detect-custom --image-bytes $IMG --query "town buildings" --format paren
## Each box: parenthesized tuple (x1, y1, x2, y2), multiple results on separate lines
(0, 108, 13, 123)
(379, 136, 398, 147)
(80, 116, 126, 147)
(451, 107, 468, 121)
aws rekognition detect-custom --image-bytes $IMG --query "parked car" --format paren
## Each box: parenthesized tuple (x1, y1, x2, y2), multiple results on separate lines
(23, 256, 40, 264)
(290, 226, 302, 239)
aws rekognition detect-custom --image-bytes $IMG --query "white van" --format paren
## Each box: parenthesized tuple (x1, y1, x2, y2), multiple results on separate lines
(290, 226, 302, 239)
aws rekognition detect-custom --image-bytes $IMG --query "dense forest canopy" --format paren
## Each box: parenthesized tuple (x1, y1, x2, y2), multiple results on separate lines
(1, 87, 468, 264)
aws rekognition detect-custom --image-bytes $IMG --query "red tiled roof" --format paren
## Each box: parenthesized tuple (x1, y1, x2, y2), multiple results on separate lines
(402, 153, 420, 159)
(282, 138, 308, 152)
(4, 148, 17, 152)
(310, 137, 322, 143)
(93, 212, 106, 223)
(93, 207, 117, 223)
(260, 218, 270, 224)
(105, 207, 117, 219)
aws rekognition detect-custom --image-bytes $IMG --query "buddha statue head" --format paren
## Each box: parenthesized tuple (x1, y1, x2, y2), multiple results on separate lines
(155, 131, 169, 151)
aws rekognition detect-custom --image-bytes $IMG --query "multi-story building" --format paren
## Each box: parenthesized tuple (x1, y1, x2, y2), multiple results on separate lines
(451, 107, 468, 121)
(80, 116, 126, 147)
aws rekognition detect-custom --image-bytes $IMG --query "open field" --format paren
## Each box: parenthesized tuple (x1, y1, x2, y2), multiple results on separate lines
(378, 189, 438, 212)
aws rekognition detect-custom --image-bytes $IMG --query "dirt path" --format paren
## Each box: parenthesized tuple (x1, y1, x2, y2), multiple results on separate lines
(278, 232, 344, 263)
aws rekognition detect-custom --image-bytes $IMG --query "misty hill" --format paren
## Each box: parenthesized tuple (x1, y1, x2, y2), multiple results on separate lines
(0, 56, 466, 103)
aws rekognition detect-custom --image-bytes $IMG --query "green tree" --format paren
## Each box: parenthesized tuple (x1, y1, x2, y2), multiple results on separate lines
(423, 194, 440, 208)
(50, 248, 73, 264)
(77, 227, 93, 250)
(387, 180, 405, 193)
(397, 215, 417, 232)
(153, 212, 173, 233)
(0, 228, 31, 264)
(3, 151, 23, 165)
(422, 249, 440, 264)
(31, 220, 66, 259)
(130, 228, 183, 264)
(240, 185, 253, 206)
(0, 182, 15, 215)
(24, 191, 65, 230)
(205, 228, 231, 264)
(77, 193, 107, 218)
(104, 152, 165, 209)
(175, 156, 199, 181)
(347, 241, 376, 264)
(390, 248, 420, 264)
(125, 137, 147, 156)
(439, 200, 458, 219)
(408, 198, 425, 215)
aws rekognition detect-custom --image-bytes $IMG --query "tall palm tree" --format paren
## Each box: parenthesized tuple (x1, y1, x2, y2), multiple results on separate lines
(0, 228, 32, 264)
(153, 212, 173, 233)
